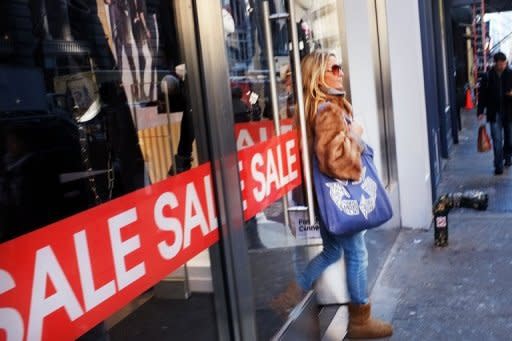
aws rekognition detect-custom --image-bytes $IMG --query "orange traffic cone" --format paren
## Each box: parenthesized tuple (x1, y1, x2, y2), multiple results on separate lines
(465, 88, 474, 110)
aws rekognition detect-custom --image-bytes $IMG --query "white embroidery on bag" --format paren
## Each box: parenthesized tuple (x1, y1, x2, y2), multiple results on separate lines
(362, 176, 377, 197)
(341, 200, 360, 215)
(324, 166, 378, 219)
(359, 194, 375, 219)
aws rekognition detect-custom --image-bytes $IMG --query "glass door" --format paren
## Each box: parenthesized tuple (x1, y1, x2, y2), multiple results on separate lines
(220, 0, 352, 339)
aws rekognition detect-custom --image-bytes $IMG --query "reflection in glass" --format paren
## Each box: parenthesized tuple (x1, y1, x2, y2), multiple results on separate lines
(1, 0, 217, 339)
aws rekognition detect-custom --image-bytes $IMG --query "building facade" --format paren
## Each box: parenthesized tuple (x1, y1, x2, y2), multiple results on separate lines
(0, 0, 450, 339)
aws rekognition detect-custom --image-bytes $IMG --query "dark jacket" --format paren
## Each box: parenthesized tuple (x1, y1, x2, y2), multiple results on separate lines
(478, 67, 512, 122)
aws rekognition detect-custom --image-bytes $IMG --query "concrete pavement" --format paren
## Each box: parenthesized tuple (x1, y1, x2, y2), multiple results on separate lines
(370, 109, 512, 340)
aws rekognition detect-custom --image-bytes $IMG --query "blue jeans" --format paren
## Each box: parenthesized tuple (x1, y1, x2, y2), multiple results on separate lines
(490, 112, 512, 171)
(297, 222, 369, 304)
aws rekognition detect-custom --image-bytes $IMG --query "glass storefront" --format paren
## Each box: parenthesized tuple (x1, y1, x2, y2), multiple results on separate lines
(0, 0, 397, 340)
(0, 0, 227, 340)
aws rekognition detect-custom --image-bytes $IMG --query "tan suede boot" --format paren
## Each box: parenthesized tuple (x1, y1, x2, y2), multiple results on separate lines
(269, 282, 305, 318)
(347, 303, 393, 339)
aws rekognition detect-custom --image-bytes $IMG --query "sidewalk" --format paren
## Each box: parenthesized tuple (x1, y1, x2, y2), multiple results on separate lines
(370, 109, 512, 340)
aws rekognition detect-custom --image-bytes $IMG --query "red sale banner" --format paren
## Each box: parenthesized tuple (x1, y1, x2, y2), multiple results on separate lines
(0, 128, 304, 341)
(0, 163, 219, 341)
(237, 130, 303, 220)
(234, 119, 294, 150)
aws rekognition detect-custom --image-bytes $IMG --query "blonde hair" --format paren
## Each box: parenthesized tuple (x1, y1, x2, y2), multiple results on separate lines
(295, 51, 352, 145)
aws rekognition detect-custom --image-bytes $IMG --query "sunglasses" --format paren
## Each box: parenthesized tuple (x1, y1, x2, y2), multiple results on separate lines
(327, 64, 343, 77)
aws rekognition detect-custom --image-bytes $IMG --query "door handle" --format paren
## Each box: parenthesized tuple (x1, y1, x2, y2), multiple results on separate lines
(262, 1, 290, 228)
(261, 0, 315, 225)
(286, 0, 316, 224)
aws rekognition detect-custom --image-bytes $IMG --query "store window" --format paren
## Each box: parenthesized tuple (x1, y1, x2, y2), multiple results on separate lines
(0, 1, 224, 340)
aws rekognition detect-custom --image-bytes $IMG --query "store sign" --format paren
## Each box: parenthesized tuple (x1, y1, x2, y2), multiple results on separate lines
(0, 163, 219, 341)
(238, 130, 302, 220)
(234, 119, 294, 150)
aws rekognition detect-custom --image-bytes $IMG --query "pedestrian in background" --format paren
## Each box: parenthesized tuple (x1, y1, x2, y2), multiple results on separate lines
(477, 52, 512, 175)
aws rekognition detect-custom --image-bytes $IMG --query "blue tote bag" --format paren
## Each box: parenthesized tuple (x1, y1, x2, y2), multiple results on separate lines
(313, 144, 393, 236)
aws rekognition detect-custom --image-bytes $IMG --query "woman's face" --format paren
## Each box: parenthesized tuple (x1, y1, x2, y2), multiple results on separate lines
(324, 55, 344, 90)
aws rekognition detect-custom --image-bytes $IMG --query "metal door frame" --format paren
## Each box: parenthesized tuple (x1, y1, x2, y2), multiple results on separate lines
(368, 0, 399, 189)
(177, 1, 258, 340)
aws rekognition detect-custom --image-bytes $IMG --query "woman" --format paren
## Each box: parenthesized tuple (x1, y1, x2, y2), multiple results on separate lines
(272, 52, 392, 339)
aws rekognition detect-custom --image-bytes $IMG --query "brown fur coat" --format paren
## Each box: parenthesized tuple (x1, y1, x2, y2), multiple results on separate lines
(314, 101, 363, 181)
